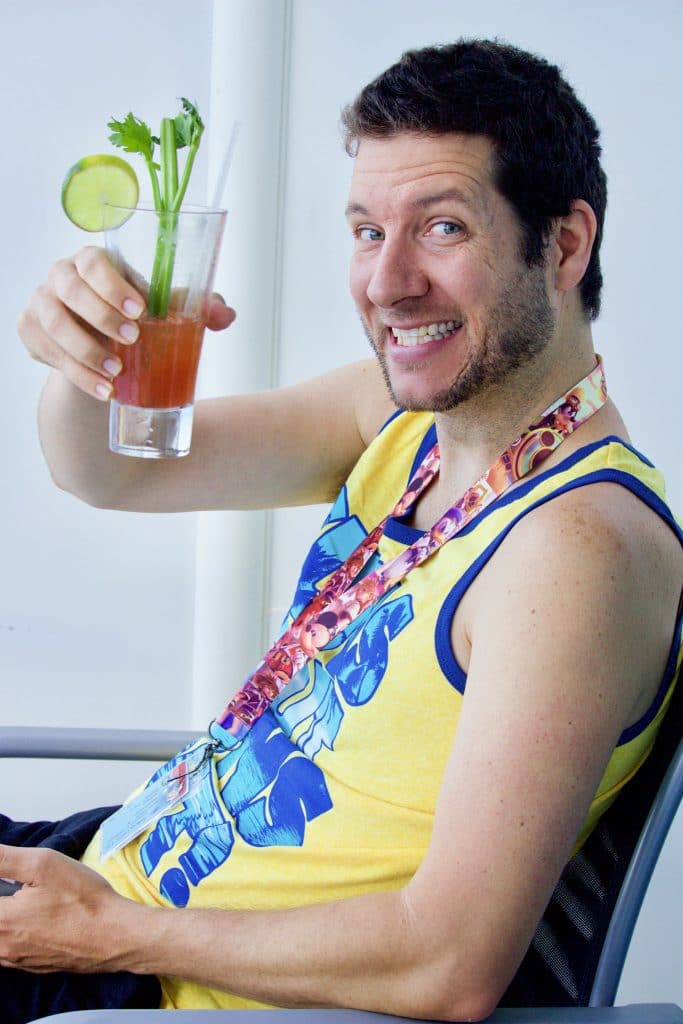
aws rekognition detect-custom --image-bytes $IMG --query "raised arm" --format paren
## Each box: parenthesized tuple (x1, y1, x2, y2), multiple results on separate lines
(19, 246, 394, 513)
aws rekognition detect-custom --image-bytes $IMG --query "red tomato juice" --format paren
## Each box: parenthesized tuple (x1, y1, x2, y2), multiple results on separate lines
(109, 313, 205, 408)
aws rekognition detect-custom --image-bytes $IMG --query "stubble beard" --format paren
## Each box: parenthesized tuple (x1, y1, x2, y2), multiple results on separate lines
(363, 261, 556, 413)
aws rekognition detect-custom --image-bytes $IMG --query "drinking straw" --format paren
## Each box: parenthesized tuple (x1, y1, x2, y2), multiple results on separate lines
(211, 120, 242, 209)
(184, 120, 241, 314)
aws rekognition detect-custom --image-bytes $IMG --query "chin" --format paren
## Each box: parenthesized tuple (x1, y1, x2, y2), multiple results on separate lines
(386, 381, 450, 413)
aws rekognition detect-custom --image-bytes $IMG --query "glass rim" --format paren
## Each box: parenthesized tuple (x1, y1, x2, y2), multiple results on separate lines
(102, 200, 227, 216)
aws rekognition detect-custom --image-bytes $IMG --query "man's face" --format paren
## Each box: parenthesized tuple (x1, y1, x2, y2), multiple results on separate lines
(346, 132, 555, 412)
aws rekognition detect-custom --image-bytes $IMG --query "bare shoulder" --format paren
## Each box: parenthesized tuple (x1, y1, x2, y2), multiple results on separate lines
(273, 357, 395, 451)
(501, 479, 681, 591)
(468, 476, 682, 613)
(461, 479, 682, 726)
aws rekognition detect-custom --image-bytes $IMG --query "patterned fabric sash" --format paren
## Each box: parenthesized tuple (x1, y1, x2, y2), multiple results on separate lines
(209, 359, 607, 750)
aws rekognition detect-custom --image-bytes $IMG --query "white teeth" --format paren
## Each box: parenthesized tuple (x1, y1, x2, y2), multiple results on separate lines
(390, 320, 460, 346)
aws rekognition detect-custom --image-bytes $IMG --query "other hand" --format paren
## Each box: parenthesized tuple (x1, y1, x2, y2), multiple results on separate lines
(0, 844, 131, 974)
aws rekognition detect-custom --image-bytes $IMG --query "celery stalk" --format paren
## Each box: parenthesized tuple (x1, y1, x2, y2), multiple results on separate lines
(108, 100, 204, 317)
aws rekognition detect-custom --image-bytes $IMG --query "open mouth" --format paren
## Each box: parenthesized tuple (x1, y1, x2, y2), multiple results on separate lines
(388, 319, 462, 349)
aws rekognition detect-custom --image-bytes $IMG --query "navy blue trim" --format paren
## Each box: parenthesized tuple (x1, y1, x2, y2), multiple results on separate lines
(619, 613, 682, 743)
(435, 468, 682, 748)
(384, 514, 430, 546)
(407, 421, 438, 478)
(384, 435, 646, 546)
(378, 407, 404, 435)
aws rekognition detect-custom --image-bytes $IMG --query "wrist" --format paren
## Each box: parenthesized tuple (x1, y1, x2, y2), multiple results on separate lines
(104, 896, 173, 975)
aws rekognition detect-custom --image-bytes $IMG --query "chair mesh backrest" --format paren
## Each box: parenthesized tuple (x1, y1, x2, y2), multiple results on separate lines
(500, 677, 682, 1008)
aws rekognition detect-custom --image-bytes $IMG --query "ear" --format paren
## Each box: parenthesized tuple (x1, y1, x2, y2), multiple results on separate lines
(551, 199, 598, 295)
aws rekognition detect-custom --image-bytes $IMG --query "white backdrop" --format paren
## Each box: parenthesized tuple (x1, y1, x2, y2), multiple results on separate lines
(0, 0, 681, 1006)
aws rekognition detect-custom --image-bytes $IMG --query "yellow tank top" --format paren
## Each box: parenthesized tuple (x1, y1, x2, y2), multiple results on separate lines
(82, 413, 682, 1010)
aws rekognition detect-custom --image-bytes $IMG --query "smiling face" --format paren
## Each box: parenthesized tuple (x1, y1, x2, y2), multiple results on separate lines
(346, 132, 556, 412)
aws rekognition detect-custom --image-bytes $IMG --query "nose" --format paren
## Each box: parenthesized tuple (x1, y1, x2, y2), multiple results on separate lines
(365, 237, 429, 309)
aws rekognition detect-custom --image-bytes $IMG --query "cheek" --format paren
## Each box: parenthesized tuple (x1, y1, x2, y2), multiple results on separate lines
(444, 259, 501, 340)
(435, 254, 493, 309)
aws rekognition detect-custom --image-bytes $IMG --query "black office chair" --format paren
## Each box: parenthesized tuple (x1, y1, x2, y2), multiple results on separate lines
(1, 677, 681, 1024)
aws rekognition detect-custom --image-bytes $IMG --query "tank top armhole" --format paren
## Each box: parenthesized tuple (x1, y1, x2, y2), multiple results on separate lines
(435, 466, 683, 730)
(617, 610, 682, 745)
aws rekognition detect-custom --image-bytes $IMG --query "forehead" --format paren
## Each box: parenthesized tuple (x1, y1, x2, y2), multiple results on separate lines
(347, 132, 498, 215)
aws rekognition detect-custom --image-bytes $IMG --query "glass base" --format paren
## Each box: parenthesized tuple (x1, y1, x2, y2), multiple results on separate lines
(109, 400, 194, 458)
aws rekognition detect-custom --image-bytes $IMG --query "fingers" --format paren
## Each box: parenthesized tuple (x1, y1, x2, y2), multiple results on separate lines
(19, 306, 118, 401)
(51, 250, 144, 343)
(18, 246, 145, 400)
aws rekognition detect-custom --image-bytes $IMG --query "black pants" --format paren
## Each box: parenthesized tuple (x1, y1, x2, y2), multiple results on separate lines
(0, 808, 161, 1024)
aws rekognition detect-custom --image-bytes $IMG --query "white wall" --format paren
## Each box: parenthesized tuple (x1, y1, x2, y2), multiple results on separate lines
(1, 0, 681, 1008)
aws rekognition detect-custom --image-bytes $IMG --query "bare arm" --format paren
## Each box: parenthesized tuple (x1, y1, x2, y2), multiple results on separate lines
(20, 246, 395, 512)
(1, 487, 678, 1019)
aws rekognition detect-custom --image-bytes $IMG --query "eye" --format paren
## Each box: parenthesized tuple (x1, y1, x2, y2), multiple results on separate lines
(355, 226, 384, 242)
(429, 221, 462, 238)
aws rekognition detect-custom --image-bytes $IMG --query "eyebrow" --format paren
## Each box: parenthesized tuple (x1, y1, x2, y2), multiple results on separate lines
(345, 188, 476, 218)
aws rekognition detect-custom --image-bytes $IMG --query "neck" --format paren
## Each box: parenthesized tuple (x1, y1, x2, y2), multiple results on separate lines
(433, 333, 597, 496)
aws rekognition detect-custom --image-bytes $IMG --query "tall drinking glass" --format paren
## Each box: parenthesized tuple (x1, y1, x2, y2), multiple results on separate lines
(104, 202, 226, 458)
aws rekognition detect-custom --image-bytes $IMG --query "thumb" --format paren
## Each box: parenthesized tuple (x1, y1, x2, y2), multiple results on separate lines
(206, 294, 236, 332)
(0, 845, 32, 885)
(0, 845, 54, 886)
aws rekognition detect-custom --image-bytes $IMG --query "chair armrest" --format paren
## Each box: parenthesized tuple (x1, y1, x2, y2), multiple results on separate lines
(28, 1000, 683, 1021)
(0, 726, 203, 762)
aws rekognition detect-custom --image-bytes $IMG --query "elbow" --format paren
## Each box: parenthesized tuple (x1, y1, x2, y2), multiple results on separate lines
(391, 894, 507, 1022)
(44, 463, 113, 510)
(404, 965, 502, 1023)
(385, 941, 505, 1022)
(432, 992, 501, 1023)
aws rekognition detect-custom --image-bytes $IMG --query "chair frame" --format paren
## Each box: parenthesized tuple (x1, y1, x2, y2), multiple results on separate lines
(589, 735, 683, 1006)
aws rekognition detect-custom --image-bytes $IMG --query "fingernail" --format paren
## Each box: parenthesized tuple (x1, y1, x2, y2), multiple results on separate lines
(119, 322, 139, 342)
(122, 299, 144, 318)
(103, 358, 121, 376)
(95, 382, 112, 400)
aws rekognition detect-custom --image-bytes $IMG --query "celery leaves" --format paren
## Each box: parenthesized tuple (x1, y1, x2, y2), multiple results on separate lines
(107, 113, 156, 163)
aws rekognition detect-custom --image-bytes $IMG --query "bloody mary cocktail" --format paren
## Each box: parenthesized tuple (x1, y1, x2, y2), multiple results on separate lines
(109, 313, 205, 409)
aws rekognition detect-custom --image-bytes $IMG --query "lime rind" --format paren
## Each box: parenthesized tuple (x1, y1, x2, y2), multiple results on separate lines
(61, 154, 139, 232)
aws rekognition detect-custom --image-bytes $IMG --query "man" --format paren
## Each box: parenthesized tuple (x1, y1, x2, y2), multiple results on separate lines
(6, 38, 683, 1023)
